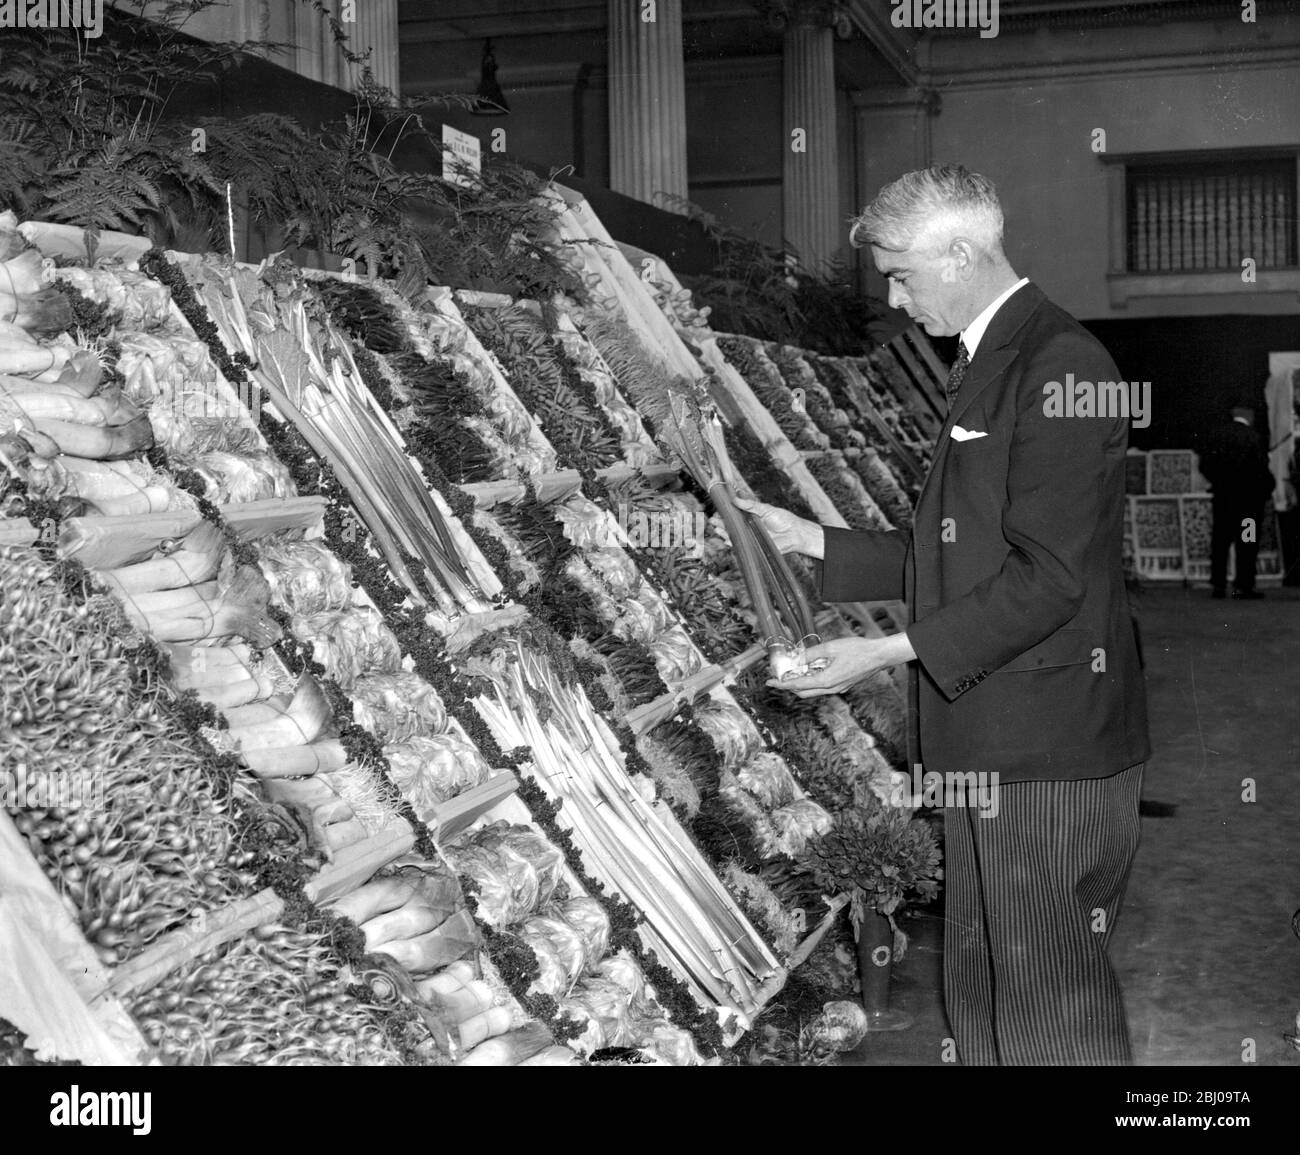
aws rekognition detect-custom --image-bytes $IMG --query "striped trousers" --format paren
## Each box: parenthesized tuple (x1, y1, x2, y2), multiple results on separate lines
(943, 762, 1144, 1065)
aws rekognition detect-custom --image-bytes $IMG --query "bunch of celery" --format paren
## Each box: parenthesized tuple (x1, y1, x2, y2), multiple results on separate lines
(189, 258, 488, 616)
(470, 640, 779, 1020)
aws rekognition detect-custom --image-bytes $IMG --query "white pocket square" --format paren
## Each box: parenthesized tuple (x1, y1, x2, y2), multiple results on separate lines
(951, 425, 988, 442)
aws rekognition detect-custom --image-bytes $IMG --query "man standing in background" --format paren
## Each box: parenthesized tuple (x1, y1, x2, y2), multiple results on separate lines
(741, 165, 1149, 1065)
(1199, 405, 1275, 599)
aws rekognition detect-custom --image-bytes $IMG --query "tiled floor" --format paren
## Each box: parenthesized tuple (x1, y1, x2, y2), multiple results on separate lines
(844, 583, 1300, 1067)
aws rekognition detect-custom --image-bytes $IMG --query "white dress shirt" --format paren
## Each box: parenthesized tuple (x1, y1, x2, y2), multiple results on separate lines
(961, 277, 1029, 359)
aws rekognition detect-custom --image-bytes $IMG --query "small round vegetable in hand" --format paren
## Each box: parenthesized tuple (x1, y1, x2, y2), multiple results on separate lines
(767, 635, 915, 698)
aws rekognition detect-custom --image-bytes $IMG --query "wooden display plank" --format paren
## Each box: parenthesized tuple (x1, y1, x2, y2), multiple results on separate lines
(426, 772, 520, 844)
(94, 819, 418, 1004)
(888, 335, 945, 435)
(886, 330, 947, 421)
(221, 495, 328, 540)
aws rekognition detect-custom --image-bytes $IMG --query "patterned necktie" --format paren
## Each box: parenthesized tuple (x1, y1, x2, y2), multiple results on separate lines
(946, 340, 970, 407)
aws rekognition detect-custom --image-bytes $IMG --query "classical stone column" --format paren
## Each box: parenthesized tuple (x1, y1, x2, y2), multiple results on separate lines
(607, 0, 689, 212)
(354, 0, 400, 94)
(290, 0, 397, 94)
(177, 0, 396, 94)
(773, 1, 850, 273)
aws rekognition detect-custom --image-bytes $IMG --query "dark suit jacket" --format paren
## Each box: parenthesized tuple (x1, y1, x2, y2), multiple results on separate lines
(820, 283, 1150, 782)
(1198, 420, 1273, 505)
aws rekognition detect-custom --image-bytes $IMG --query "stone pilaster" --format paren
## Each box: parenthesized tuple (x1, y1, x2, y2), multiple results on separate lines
(771, 1, 851, 271)
(607, 0, 689, 212)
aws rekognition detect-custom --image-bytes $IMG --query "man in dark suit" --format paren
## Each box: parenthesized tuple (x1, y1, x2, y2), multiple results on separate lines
(1198, 405, 1273, 599)
(741, 165, 1150, 1065)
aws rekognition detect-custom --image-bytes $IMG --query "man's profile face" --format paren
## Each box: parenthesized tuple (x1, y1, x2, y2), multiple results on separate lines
(871, 242, 963, 337)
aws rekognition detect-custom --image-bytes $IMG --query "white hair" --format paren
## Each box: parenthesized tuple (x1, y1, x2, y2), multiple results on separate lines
(850, 165, 1005, 256)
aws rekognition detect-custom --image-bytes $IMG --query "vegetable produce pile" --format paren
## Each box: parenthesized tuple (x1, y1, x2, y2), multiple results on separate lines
(127, 924, 406, 1066)
(410, 275, 939, 1004)
(1, 226, 555, 1065)
(1, 545, 251, 969)
(1, 184, 944, 1067)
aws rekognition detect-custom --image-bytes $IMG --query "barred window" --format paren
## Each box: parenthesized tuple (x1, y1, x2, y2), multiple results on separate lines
(1125, 157, 1297, 274)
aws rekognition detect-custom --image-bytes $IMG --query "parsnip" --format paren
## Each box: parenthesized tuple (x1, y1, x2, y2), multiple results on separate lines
(125, 581, 221, 617)
(221, 694, 293, 728)
(325, 875, 421, 926)
(0, 390, 117, 425)
(456, 1007, 512, 1052)
(58, 463, 150, 505)
(102, 525, 226, 594)
(321, 817, 368, 854)
(311, 796, 354, 827)
(144, 609, 246, 644)
(372, 911, 478, 974)
(191, 672, 277, 710)
(161, 641, 253, 672)
(0, 346, 67, 375)
(227, 677, 331, 751)
(169, 658, 254, 690)
(416, 971, 466, 998)
(84, 486, 171, 517)
(31, 412, 152, 460)
(263, 774, 340, 809)
(0, 376, 86, 398)
(416, 977, 494, 1023)
(241, 740, 348, 778)
(444, 960, 478, 986)
(358, 898, 443, 950)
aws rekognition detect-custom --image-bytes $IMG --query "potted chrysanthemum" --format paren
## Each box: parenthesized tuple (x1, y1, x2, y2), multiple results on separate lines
(798, 805, 942, 1030)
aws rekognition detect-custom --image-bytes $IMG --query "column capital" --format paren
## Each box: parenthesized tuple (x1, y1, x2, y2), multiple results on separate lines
(756, 0, 853, 38)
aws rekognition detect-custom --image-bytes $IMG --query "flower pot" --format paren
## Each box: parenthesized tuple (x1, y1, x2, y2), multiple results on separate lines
(855, 909, 912, 1032)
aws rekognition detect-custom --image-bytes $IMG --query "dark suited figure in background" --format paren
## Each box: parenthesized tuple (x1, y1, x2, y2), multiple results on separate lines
(1199, 406, 1273, 599)
(741, 165, 1149, 1066)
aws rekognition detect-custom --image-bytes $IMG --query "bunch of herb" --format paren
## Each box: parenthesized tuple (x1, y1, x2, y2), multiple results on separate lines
(798, 806, 942, 926)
